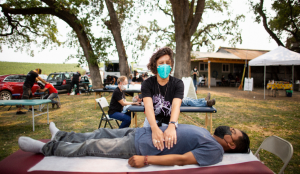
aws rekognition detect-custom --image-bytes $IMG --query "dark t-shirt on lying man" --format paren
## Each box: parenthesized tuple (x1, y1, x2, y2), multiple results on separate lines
(135, 124, 224, 166)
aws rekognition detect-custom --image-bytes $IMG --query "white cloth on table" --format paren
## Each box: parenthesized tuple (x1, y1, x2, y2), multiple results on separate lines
(28, 151, 259, 173)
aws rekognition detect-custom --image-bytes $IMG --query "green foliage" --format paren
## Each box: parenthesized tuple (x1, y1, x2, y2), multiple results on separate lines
(136, 0, 245, 52)
(249, 0, 300, 52)
(0, 61, 86, 75)
(0, 0, 113, 65)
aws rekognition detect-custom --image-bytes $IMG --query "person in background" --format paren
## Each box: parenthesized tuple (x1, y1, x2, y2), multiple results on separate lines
(108, 76, 140, 128)
(68, 71, 81, 95)
(111, 75, 119, 85)
(37, 82, 60, 109)
(235, 75, 240, 83)
(131, 70, 144, 85)
(16, 68, 49, 115)
(143, 72, 149, 80)
(191, 66, 199, 94)
(142, 47, 184, 151)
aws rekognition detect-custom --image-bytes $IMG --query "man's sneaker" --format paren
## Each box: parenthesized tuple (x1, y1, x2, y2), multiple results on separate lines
(207, 99, 216, 107)
(67, 93, 70, 95)
(77, 93, 80, 95)
(205, 93, 211, 101)
(28, 108, 37, 111)
(16, 111, 26, 115)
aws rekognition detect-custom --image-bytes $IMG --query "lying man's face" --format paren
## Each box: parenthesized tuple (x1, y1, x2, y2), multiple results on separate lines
(213, 126, 244, 152)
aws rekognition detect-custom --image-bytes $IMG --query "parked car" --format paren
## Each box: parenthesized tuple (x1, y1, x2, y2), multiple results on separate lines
(39, 74, 48, 81)
(0, 74, 40, 100)
(46, 72, 89, 91)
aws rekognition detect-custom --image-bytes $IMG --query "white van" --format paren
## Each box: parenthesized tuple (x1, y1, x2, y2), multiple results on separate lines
(103, 60, 133, 79)
(104, 60, 120, 78)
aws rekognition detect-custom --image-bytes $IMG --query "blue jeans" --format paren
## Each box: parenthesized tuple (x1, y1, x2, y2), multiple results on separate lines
(193, 79, 197, 91)
(181, 97, 207, 107)
(42, 128, 137, 158)
(110, 112, 131, 128)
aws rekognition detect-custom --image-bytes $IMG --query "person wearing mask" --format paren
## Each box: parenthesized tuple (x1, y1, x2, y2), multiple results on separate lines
(191, 66, 199, 94)
(131, 71, 144, 85)
(68, 71, 81, 95)
(142, 47, 184, 151)
(16, 68, 48, 115)
(108, 76, 140, 128)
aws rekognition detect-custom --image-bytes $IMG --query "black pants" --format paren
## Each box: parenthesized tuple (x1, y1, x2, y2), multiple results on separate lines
(69, 81, 79, 94)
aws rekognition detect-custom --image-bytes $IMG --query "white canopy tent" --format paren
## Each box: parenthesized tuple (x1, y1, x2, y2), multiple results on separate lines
(249, 46, 300, 99)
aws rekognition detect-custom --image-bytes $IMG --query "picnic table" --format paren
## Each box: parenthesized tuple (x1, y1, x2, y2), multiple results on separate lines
(0, 99, 52, 131)
(92, 88, 141, 109)
(267, 81, 292, 97)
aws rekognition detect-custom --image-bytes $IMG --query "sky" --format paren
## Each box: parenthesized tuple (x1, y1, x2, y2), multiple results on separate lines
(0, 0, 278, 66)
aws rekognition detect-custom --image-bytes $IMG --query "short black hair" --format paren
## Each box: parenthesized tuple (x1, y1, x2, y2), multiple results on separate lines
(36, 68, 42, 74)
(226, 131, 250, 153)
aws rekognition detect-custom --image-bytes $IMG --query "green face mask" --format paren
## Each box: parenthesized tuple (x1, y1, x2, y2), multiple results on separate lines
(157, 64, 171, 79)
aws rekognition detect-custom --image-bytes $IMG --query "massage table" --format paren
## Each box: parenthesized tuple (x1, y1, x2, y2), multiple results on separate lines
(92, 89, 141, 109)
(0, 140, 273, 174)
(127, 106, 217, 131)
(0, 99, 52, 131)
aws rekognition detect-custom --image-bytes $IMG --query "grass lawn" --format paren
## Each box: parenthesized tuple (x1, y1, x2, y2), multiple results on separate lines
(0, 91, 299, 173)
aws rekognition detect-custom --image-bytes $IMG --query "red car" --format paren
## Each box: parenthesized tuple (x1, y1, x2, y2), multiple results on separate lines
(0, 74, 40, 100)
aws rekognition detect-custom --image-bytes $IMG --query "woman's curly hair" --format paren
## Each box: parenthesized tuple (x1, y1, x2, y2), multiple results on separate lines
(147, 47, 174, 74)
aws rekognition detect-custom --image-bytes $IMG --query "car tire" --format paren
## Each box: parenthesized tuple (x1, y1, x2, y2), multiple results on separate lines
(0, 91, 12, 100)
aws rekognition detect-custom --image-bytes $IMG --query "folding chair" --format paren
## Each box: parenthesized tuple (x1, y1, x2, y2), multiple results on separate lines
(95, 97, 120, 129)
(255, 135, 293, 174)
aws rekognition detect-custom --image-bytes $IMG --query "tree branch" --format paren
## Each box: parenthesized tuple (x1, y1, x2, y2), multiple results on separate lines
(257, 0, 284, 46)
(157, 0, 174, 23)
(287, 0, 299, 38)
(0, 8, 41, 36)
(189, 0, 205, 36)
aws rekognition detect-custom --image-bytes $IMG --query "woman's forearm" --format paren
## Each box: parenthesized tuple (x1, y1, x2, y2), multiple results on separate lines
(143, 97, 159, 129)
(169, 98, 181, 123)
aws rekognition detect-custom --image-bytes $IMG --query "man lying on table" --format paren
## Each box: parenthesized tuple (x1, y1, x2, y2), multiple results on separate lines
(18, 122, 250, 168)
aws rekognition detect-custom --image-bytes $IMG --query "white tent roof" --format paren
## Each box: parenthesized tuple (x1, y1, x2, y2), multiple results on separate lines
(249, 46, 300, 66)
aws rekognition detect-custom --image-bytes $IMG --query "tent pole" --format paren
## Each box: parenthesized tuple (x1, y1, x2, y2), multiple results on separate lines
(264, 66, 266, 99)
(292, 65, 294, 91)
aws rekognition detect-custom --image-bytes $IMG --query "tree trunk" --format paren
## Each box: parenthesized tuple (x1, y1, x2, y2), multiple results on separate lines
(105, 0, 130, 77)
(1, 0, 103, 88)
(170, 0, 205, 79)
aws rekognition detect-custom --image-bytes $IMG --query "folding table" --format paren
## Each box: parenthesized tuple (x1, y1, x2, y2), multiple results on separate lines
(0, 99, 52, 131)
(92, 89, 141, 109)
(126, 106, 217, 132)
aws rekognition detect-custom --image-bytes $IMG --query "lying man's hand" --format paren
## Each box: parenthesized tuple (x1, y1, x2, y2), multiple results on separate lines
(128, 155, 145, 168)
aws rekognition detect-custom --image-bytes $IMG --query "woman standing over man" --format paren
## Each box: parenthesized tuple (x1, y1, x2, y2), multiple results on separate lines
(142, 47, 184, 151)
(108, 76, 140, 128)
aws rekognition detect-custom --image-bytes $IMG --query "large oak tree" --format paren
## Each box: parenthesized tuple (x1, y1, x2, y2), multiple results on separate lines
(0, 0, 113, 88)
(137, 0, 244, 79)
